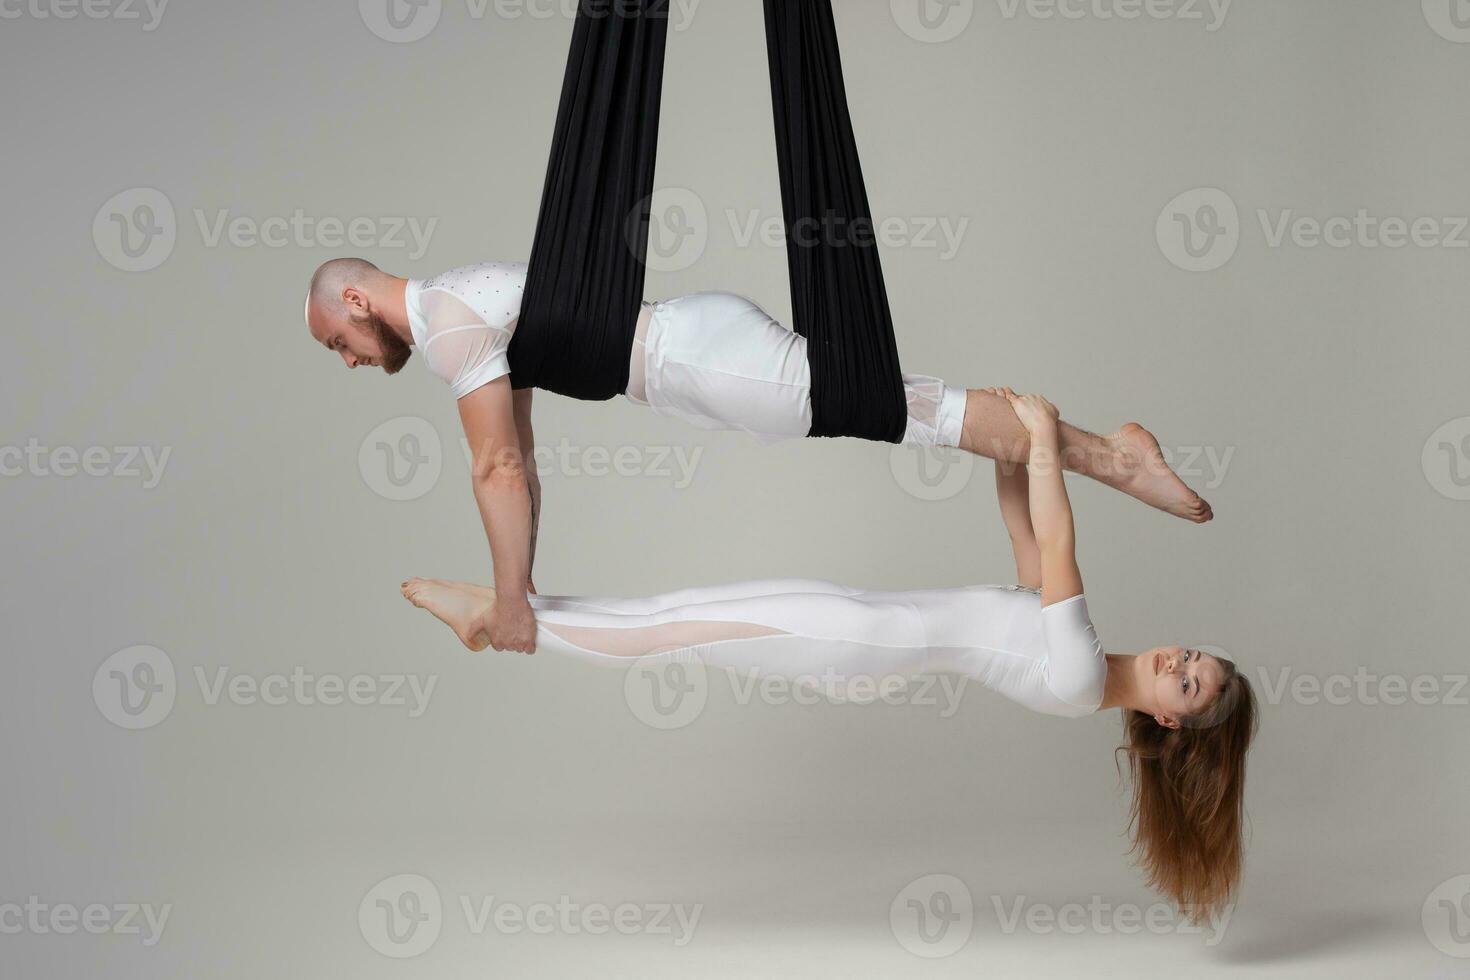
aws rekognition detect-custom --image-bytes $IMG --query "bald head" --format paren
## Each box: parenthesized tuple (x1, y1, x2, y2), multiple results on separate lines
(307, 257, 390, 325)
(305, 258, 414, 375)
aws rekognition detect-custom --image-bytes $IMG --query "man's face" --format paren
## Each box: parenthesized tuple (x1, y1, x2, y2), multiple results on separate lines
(308, 295, 412, 375)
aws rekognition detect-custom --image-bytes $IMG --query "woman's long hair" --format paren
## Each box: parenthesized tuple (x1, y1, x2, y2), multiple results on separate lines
(1118, 658, 1257, 922)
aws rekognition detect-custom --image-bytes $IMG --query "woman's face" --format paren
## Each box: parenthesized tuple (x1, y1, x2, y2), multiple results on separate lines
(1141, 646, 1227, 728)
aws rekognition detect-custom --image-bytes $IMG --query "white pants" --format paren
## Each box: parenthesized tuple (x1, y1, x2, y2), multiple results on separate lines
(624, 292, 968, 447)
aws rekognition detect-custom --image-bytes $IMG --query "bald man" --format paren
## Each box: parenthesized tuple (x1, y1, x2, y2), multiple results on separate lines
(305, 257, 1212, 653)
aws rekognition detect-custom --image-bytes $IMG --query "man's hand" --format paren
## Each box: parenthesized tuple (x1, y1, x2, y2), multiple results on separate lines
(484, 597, 537, 654)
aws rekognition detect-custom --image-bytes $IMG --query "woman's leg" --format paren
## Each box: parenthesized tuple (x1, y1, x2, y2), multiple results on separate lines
(450, 578, 860, 615)
(401, 578, 818, 655)
(400, 578, 930, 696)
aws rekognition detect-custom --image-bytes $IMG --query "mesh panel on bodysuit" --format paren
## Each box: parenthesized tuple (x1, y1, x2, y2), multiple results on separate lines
(542, 619, 787, 658)
(625, 304, 650, 404)
(899, 373, 951, 447)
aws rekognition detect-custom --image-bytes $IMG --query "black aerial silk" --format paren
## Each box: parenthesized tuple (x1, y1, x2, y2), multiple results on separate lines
(507, 0, 669, 400)
(511, 0, 906, 443)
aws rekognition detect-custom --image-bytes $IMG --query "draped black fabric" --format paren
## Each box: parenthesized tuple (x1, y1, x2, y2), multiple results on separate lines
(509, 0, 669, 399)
(761, 0, 907, 442)
(514, 0, 907, 442)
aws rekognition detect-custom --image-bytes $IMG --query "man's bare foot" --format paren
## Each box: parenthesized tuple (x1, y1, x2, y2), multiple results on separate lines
(1108, 423, 1214, 524)
(401, 578, 496, 651)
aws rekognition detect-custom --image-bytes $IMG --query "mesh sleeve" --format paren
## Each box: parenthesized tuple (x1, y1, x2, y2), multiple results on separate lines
(419, 289, 512, 399)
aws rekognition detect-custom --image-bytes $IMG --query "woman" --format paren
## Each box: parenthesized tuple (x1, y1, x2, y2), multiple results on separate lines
(401, 390, 1257, 920)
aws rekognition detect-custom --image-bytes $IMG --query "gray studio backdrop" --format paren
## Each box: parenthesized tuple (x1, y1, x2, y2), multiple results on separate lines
(4, 0, 1468, 976)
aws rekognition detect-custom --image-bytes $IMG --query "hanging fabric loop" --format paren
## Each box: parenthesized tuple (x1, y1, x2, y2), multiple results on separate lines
(510, 0, 671, 399)
(761, 0, 907, 442)
(514, 0, 907, 443)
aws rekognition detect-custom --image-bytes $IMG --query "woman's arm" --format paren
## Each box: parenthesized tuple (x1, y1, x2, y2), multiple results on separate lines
(981, 388, 1042, 588)
(995, 460, 1042, 589)
(1003, 390, 1083, 608)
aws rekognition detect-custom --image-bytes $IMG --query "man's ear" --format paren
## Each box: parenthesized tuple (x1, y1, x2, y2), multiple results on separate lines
(341, 286, 367, 313)
(1154, 713, 1181, 730)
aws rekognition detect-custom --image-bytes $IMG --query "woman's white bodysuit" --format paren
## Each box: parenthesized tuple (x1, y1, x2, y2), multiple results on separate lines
(529, 580, 1107, 719)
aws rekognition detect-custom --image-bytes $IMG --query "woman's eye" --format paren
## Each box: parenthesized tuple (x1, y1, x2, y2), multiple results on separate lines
(1181, 677, 1189, 694)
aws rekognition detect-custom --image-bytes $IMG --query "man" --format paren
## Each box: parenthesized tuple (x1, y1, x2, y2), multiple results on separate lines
(305, 257, 1212, 653)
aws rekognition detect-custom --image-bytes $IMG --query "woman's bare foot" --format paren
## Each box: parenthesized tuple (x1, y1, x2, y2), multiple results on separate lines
(1108, 423, 1213, 524)
(401, 578, 496, 651)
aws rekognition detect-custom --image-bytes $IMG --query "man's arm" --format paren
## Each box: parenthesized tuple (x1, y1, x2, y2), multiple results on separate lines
(458, 377, 537, 652)
(512, 386, 540, 593)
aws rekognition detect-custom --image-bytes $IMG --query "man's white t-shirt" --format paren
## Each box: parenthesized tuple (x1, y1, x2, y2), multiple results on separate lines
(404, 261, 528, 399)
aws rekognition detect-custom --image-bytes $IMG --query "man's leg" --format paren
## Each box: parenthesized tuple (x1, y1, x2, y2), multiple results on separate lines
(955, 387, 1213, 523)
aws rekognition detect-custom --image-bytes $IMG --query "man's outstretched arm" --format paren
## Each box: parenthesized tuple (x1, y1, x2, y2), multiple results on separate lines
(458, 377, 537, 653)
(512, 386, 540, 594)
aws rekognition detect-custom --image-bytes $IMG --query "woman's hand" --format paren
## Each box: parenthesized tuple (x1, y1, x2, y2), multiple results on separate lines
(1000, 389, 1060, 437)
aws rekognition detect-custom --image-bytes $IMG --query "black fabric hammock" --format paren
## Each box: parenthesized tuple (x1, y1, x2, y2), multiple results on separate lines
(508, 0, 907, 443)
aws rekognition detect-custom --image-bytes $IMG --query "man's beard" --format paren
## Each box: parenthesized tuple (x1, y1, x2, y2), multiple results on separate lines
(355, 308, 413, 375)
